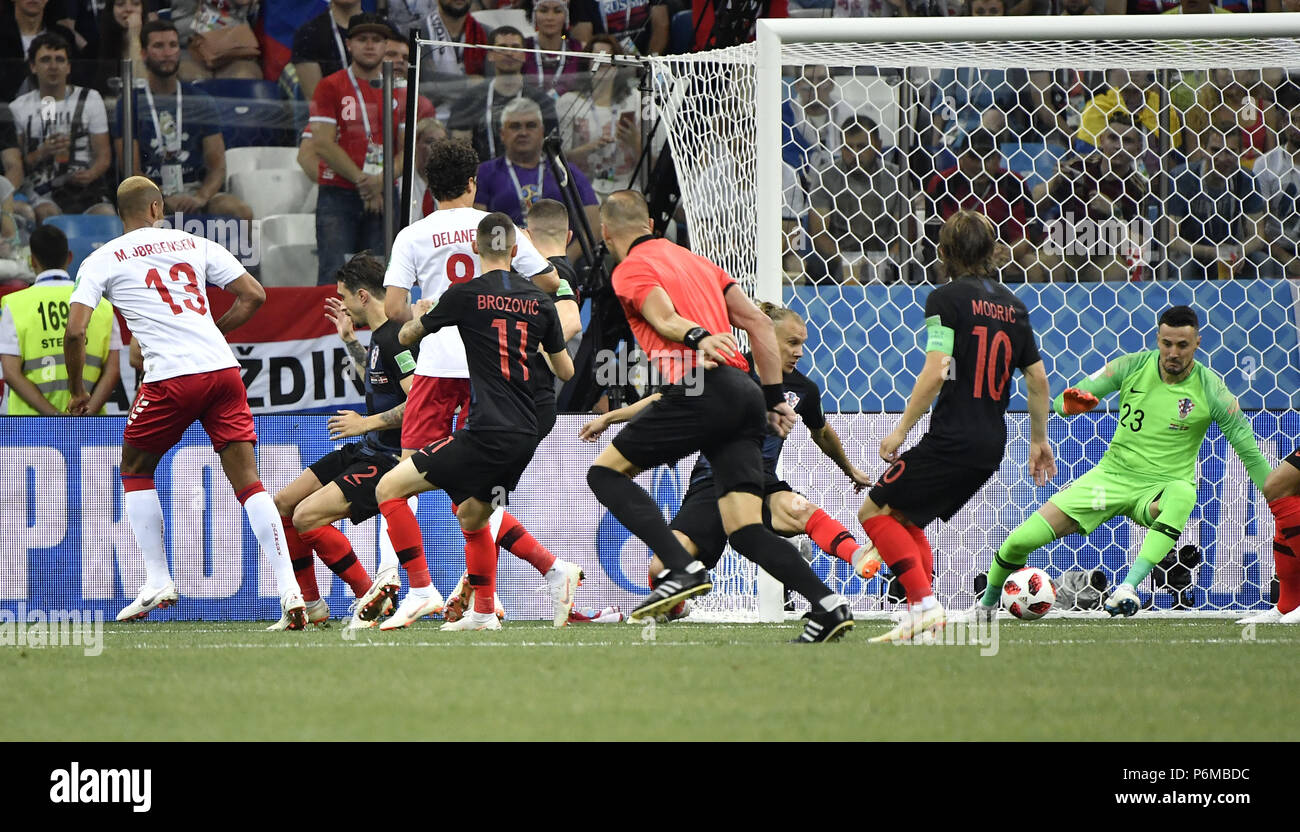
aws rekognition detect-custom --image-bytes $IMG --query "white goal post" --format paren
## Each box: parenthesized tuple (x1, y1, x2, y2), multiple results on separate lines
(646, 13, 1300, 621)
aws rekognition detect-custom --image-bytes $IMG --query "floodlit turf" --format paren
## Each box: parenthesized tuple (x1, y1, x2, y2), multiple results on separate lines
(2, 618, 1296, 741)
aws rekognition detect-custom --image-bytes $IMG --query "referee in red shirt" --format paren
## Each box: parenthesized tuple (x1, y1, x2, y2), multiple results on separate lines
(586, 192, 853, 643)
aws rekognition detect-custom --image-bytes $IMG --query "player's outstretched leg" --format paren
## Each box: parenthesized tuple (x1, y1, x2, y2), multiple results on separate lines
(859, 502, 942, 642)
(719, 492, 853, 643)
(588, 459, 713, 620)
(1258, 457, 1300, 624)
(117, 448, 179, 621)
(441, 499, 503, 632)
(221, 442, 306, 629)
(372, 495, 416, 622)
(978, 508, 1063, 622)
(765, 491, 881, 580)
(369, 458, 445, 630)
(270, 473, 329, 630)
(491, 507, 585, 627)
(1106, 480, 1196, 618)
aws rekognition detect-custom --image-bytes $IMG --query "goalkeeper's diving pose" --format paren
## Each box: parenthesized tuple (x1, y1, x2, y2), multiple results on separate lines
(977, 305, 1271, 619)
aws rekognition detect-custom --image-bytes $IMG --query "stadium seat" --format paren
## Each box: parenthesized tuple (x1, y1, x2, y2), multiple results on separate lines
(229, 169, 316, 218)
(835, 75, 902, 147)
(43, 214, 124, 241)
(259, 214, 316, 249)
(260, 242, 318, 288)
(225, 146, 302, 187)
(67, 236, 110, 278)
(195, 79, 296, 148)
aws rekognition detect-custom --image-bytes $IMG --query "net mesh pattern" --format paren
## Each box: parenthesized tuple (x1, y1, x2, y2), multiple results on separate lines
(645, 35, 1300, 620)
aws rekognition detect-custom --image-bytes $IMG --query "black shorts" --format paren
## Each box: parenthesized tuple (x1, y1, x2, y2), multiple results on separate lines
(670, 472, 794, 569)
(867, 441, 996, 528)
(307, 442, 399, 524)
(612, 365, 767, 497)
(411, 428, 537, 506)
(1286, 449, 1300, 471)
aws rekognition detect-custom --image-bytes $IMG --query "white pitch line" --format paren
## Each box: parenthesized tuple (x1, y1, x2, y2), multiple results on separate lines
(118, 640, 726, 649)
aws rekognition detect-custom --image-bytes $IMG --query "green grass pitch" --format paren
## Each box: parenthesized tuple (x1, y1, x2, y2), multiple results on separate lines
(3, 618, 1296, 741)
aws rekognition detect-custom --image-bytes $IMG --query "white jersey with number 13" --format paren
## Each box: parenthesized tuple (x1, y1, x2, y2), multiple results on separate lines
(69, 227, 247, 383)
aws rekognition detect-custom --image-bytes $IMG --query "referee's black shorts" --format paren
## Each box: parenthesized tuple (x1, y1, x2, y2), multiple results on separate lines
(612, 365, 767, 498)
(867, 441, 997, 528)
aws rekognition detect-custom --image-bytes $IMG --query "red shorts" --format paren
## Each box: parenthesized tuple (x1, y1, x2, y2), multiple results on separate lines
(401, 375, 471, 450)
(124, 366, 257, 455)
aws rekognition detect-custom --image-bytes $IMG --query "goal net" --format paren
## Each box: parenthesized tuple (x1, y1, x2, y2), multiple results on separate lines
(646, 14, 1300, 619)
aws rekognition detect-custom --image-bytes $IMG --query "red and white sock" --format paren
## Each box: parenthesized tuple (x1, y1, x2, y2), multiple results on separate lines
(281, 514, 320, 602)
(1269, 496, 1300, 614)
(804, 509, 859, 564)
(861, 515, 932, 605)
(300, 525, 372, 598)
(379, 498, 431, 590)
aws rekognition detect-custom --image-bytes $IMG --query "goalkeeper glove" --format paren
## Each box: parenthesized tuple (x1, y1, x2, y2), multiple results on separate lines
(1061, 388, 1100, 415)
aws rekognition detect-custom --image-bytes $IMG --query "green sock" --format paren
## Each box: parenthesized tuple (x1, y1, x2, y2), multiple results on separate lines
(1123, 480, 1195, 588)
(1122, 527, 1179, 587)
(982, 512, 1057, 607)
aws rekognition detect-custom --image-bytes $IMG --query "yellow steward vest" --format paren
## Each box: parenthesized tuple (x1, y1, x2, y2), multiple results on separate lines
(2, 280, 114, 414)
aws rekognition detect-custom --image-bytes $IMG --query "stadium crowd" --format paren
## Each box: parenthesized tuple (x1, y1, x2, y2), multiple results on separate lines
(0, 0, 1299, 287)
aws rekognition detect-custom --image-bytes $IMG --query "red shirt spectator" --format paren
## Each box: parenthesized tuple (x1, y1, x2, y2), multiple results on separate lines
(926, 133, 1031, 245)
(309, 63, 402, 189)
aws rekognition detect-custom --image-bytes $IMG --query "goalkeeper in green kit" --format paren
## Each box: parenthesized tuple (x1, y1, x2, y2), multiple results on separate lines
(976, 306, 1271, 618)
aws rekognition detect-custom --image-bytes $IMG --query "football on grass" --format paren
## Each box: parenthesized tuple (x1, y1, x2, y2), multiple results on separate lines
(1001, 568, 1057, 621)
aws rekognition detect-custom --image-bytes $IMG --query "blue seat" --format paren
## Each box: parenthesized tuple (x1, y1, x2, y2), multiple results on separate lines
(43, 214, 124, 241)
(670, 10, 694, 55)
(67, 237, 110, 279)
(194, 79, 296, 148)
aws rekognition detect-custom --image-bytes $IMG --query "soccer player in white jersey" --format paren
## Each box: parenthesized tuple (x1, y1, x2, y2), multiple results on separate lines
(64, 177, 308, 628)
(358, 137, 581, 628)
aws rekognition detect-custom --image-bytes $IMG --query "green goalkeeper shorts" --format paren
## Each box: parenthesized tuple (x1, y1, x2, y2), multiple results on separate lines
(1047, 466, 1174, 535)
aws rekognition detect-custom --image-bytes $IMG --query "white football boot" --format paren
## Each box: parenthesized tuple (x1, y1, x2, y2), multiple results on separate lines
(545, 559, 585, 627)
(267, 598, 329, 630)
(378, 589, 445, 631)
(868, 603, 946, 643)
(440, 610, 502, 631)
(852, 542, 882, 580)
(1235, 606, 1282, 624)
(116, 581, 179, 622)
